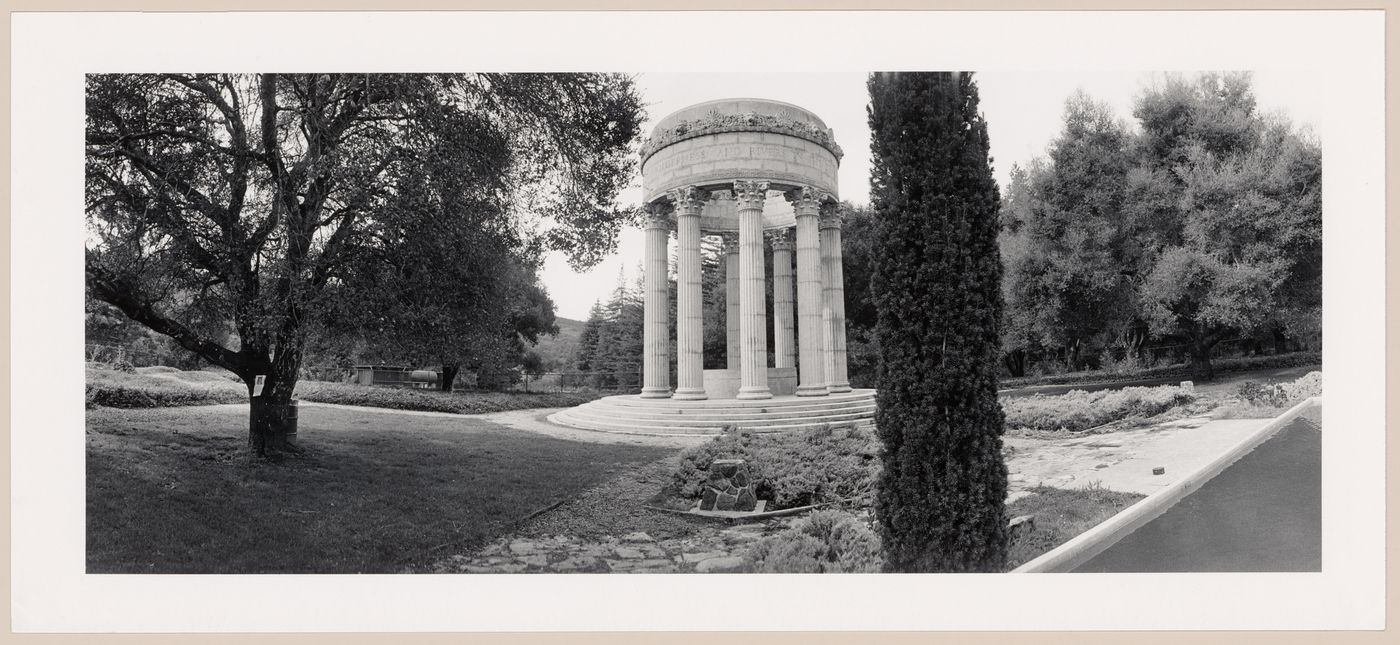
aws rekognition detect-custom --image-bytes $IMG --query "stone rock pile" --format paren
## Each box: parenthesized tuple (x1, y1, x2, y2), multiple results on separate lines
(700, 458, 757, 512)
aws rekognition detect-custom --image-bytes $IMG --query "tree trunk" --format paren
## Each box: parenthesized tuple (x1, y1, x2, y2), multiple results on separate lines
(245, 358, 301, 457)
(1003, 349, 1026, 378)
(1189, 341, 1216, 382)
(1272, 327, 1289, 355)
(439, 364, 460, 392)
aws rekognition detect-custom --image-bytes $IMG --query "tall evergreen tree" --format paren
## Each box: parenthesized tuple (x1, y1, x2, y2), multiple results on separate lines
(867, 71, 1009, 572)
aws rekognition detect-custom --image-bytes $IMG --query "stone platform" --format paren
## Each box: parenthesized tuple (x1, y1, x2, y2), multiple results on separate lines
(547, 388, 877, 436)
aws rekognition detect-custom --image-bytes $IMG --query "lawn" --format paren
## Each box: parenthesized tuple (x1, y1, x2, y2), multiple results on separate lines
(1004, 485, 1146, 570)
(86, 404, 672, 573)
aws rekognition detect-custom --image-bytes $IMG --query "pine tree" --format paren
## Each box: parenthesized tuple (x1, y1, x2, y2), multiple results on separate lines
(867, 71, 1009, 572)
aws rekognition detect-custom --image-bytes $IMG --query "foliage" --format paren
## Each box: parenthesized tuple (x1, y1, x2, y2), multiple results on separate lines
(86, 365, 245, 408)
(743, 510, 883, 573)
(997, 73, 1321, 381)
(294, 381, 603, 415)
(867, 71, 1009, 572)
(999, 350, 1321, 389)
(1002, 384, 1197, 433)
(570, 272, 645, 389)
(670, 425, 881, 510)
(84, 73, 644, 454)
(1236, 370, 1322, 407)
(84, 363, 602, 413)
(1000, 93, 1142, 373)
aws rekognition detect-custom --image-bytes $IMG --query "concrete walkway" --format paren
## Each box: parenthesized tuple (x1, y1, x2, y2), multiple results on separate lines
(1004, 416, 1272, 502)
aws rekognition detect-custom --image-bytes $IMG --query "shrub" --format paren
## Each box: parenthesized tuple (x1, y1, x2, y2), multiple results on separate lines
(1002, 384, 1196, 433)
(868, 71, 1009, 571)
(670, 425, 881, 510)
(293, 381, 604, 415)
(86, 366, 245, 408)
(1236, 371, 1321, 407)
(1000, 350, 1321, 389)
(744, 510, 883, 573)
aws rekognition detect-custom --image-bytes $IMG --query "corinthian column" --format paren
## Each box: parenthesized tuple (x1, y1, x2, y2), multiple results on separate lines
(639, 207, 673, 399)
(722, 233, 741, 371)
(788, 187, 828, 396)
(669, 187, 708, 400)
(731, 180, 772, 400)
(770, 230, 796, 369)
(820, 205, 851, 393)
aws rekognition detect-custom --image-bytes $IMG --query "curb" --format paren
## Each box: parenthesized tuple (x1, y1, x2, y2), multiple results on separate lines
(1012, 396, 1323, 573)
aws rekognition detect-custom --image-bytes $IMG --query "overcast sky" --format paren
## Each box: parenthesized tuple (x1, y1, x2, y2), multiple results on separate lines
(541, 71, 1324, 321)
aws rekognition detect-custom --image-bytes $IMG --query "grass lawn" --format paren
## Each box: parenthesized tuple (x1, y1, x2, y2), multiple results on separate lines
(87, 404, 672, 573)
(1004, 485, 1146, 570)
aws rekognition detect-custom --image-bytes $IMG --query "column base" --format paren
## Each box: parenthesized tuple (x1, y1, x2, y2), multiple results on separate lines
(639, 388, 673, 399)
(826, 383, 852, 394)
(795, 384, 829, 397)
(672, 388, 708, 401)
(736, 387, 773, 400)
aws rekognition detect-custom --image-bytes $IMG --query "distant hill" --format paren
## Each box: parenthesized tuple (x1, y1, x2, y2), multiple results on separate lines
(528, 316, 585, 371)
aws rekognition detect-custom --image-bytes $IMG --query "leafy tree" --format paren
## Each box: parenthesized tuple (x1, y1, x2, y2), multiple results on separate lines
(85, 73, 643, 455)
(867, 71, 1009, 572)
(833, 202, 879, 388)
(1000, 94, 1141, 373)
(1128, 73, 1321, 379)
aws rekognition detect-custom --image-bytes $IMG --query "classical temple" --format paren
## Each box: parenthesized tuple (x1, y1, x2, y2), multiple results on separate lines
(548, 98, 877, 435)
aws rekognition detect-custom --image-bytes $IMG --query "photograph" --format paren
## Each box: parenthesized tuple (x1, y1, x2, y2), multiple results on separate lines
(10, 7, 1385, 634)
(82, 69, 1323, 576)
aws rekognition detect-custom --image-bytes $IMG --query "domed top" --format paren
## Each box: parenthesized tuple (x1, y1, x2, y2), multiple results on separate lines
(640, 97, 842, 164)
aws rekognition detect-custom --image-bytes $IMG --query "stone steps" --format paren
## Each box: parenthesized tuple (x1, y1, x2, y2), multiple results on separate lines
(547, 389, 878, 436)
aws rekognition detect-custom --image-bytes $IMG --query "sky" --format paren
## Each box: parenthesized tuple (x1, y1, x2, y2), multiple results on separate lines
(541, 71, 1324, 321)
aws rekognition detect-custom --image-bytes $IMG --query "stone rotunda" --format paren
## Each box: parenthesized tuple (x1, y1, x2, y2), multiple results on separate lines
(549, 98, 877, 435)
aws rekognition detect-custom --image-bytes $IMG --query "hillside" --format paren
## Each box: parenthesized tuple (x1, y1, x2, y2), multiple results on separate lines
(528, 316, 585, 371)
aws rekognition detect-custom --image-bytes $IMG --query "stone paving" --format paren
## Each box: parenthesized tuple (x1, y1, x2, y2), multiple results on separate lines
(1003, 415, 1271, 501)
(431, 522, 792, 574)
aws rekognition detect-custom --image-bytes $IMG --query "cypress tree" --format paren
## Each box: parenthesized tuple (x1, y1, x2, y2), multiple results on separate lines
(867, 72, 1009, 572)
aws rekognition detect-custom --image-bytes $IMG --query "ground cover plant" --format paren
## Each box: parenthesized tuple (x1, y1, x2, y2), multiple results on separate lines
(666, 424, 881, 511)
(1002, 384, 1197, 433)
(1215, 370, 1322, 419)
(742, 509, 883, 573)
(1003, 485, 1147, 570)
(86, 404, 670, 573)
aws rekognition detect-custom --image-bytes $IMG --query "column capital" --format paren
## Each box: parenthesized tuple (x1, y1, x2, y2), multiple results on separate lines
(642, 208, 674, 231)
(784, 185, 834, 213)
(818, 206, 844, 231)
(666, 186, 710, 215)
(730, 180, 770, 211)
(719, 232, 740, 255)
(767, 229, 794, 252)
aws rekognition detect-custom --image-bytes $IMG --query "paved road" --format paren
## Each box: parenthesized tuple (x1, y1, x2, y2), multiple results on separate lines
(1072, 417, 1321, 572)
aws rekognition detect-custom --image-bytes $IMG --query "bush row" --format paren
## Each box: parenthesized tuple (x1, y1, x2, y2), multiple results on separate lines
(1002, 384, 1196, 433)
(670, 424, 881, 511)
(999, 351, 1321, 390)
(86, 364, 605, 414)
(86, 366, 246, 409)
(292, 381, 605, 415)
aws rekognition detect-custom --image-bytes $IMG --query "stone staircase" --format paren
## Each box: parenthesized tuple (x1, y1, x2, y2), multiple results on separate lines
(547, 388, 877, 436)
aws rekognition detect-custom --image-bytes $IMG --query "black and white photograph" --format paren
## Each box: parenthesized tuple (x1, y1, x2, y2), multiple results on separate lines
(11, 8, 1387, 634)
